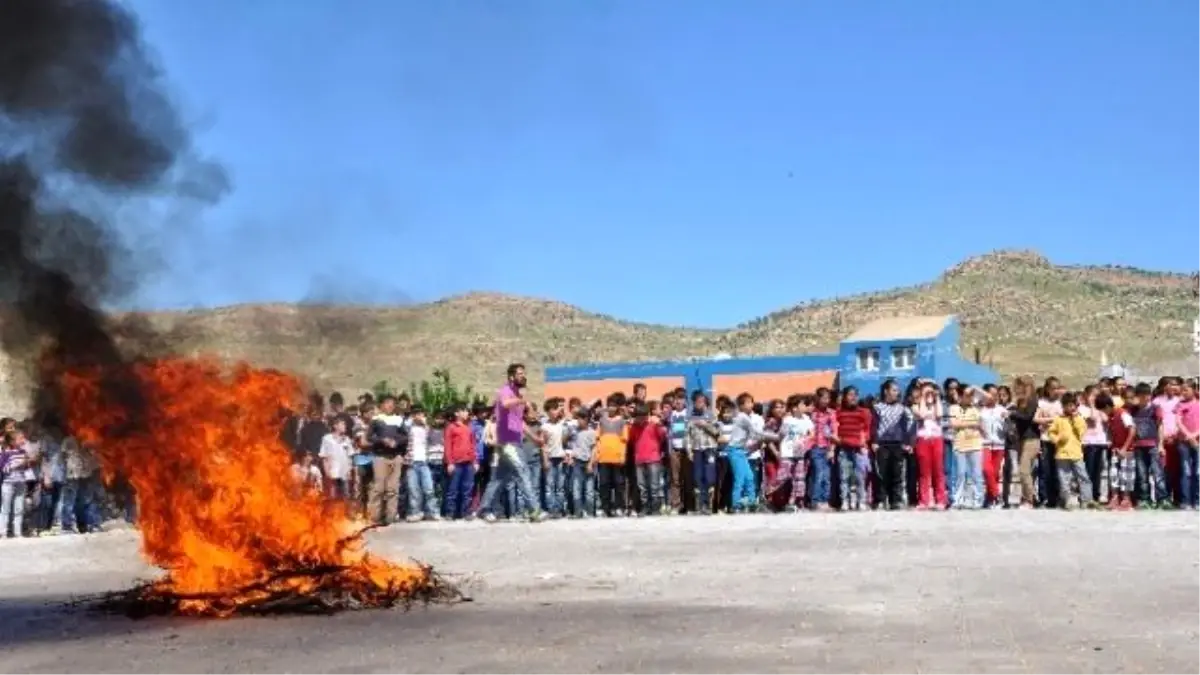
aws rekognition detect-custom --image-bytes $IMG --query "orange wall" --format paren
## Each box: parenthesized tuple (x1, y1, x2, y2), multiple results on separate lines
(712, 370, 838, 402)
(544, 376, 684, 405)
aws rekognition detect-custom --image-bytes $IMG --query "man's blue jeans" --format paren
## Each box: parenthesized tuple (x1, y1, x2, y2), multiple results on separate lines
(1177, 441, 1199, 509)
(405, 462, 436, 517)
(479, 444, 539, 516)
(444, 462, 476, 519)
(544, 457, 567, 516)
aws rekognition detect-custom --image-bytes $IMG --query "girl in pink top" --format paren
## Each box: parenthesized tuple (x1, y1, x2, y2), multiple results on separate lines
(1175, 380, 1199, 510)
(1153, 377, 1182, 507)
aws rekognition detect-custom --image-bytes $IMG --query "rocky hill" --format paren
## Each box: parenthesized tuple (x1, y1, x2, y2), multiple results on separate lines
(719, 250, 1197, 380)
(0, 250, 1195, 411)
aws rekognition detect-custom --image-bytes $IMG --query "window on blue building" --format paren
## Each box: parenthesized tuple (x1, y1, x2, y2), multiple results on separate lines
(891, 346, 917, 370)
(856, 347, 880, 371)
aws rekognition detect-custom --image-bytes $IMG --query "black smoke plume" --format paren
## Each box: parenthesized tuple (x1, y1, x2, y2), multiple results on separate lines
(0, 0, 226, 421)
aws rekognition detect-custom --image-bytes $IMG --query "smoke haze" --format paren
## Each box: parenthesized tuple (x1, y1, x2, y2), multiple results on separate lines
(0, 0, 226, 419)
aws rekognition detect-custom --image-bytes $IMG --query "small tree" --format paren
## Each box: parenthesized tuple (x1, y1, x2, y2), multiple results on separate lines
(372, 379, 395, 401)
(408, 369, 475, 414)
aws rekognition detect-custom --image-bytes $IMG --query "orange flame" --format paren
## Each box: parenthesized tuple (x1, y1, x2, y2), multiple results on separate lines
(56, 357, 429, 617)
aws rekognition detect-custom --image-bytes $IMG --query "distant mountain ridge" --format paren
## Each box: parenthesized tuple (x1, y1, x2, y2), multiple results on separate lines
(0, 250, 1195, 411)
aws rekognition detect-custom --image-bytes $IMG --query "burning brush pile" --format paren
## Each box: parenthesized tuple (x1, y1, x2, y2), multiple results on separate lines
(0, 0, 460, 617)
(61, 359, 463, 618)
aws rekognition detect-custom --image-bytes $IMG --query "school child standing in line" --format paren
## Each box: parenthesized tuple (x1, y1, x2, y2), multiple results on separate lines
(687, 392, 720, 516)
(1098, 393, 1135, 510)
(912, 384, 947, 510)
(809, 388, 838, 512)
(835, 387, 872, 511)
(950, 387, 984, 510)
(1047, 392, 1094, 509)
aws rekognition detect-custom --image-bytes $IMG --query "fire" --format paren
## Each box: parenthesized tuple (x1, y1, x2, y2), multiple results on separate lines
(55, 357, 453, 617)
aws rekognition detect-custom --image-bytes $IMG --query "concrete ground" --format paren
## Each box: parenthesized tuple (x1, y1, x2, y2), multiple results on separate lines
(0, 512, 1196, 673)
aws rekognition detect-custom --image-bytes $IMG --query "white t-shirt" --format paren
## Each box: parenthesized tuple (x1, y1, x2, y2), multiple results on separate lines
(542, 420, 567, 459)
(318, 433, 353, 480)
(779, 414, 814, 459)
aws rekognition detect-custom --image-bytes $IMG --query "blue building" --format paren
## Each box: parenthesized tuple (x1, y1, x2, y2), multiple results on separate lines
(544, 314, 999, 403)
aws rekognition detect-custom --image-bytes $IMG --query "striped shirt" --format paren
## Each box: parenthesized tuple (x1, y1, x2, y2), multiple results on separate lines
(835, 407, 872, 449)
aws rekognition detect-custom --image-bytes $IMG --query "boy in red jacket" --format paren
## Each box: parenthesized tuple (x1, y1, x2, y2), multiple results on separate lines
(630, 403, 668, 517)
(443, 404, 478, 520)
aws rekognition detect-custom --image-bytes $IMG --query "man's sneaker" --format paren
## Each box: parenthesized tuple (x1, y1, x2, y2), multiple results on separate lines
(426, 513, 442, 522)
(1158, 502, 1177, 511)
(405, 514, 422, 523)
(528, 510, 548, 522)
(482, 513, 498, 523)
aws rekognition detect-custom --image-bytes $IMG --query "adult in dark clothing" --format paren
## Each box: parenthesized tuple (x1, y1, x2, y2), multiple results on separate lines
(297, 407, 330, 459)
(368, 395, 409, 525)
(1009, 376, 1042, 508)
(327, 391, 355, 438)
(279, 411, 303, 453)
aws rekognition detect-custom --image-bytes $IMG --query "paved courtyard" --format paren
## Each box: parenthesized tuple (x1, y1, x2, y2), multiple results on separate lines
(0, 512, 1196, 673)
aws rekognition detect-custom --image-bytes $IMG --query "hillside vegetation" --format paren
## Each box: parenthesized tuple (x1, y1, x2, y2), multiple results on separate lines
(0, 250, 1195, 409)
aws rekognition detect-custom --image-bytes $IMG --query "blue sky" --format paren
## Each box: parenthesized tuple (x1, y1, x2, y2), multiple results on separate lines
(127, 0, 1198, 328)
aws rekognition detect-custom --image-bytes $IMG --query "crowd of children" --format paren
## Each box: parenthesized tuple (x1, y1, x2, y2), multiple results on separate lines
(1, 368, 1196, 538)
(278, 366, 1200, 525)
(0, 415, 108, 538)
